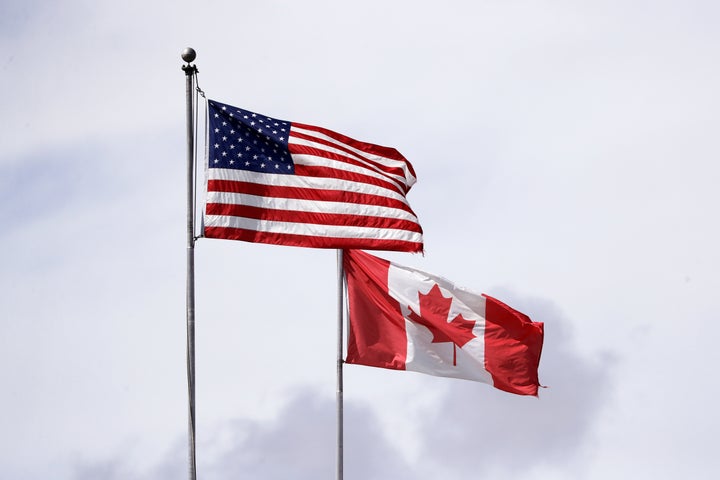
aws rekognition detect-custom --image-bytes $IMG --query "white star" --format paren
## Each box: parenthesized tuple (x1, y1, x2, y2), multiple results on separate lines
(214, 113, 219, 118)
(222, 136, 227, 141)
(245, 161, 250, 166)
(221, 151, 227, 157)
(214, 143, 219, 149)
(275, 164, 280, 169)
(214, 128, 220, 133)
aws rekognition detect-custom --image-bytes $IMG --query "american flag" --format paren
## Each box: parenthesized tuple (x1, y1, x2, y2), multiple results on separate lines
(203, 99, 424, 252)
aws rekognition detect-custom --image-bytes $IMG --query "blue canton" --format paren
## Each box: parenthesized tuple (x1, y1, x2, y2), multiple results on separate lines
(208, 100, 295, 174)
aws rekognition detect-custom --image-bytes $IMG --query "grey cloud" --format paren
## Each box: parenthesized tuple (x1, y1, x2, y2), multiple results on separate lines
(70, 295, 614, 480)
(203, 391, 416, 480)
(72, 390, 418, 480)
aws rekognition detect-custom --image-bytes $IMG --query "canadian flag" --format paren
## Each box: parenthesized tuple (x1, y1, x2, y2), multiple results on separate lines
(343, 249, 544, 396)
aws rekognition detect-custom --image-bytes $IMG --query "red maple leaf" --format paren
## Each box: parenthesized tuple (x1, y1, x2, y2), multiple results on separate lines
(407, 284, 477, 366)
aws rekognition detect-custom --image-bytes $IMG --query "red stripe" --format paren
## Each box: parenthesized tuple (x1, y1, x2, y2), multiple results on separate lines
(292, 122, 409, 162)
(204, 227, 423, 252)
(293, 163, 407, 196)
(482, 294, 544, 396)
(290, 146, 409, 194)
(289, 131, 410, 186)
(344, 249, 409, 369)
(207, 180, 416, 215)
(206, 203, 423, 233)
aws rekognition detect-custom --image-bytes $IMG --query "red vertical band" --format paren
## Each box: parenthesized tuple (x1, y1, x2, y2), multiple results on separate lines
(344, 250, 408, 370)
(483, 294, 544, 396)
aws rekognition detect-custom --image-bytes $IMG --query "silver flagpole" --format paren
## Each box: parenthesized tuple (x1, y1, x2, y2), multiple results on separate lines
(181, 47, 198, 480)
(336, 249, 345, 480)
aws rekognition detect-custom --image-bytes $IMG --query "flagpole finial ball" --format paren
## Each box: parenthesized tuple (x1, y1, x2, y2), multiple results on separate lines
(181, 47, 196, 63)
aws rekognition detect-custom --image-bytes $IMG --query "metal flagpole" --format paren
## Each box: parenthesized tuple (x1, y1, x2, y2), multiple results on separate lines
(336, 249, 345, 480)
(182, 47, 198, 480)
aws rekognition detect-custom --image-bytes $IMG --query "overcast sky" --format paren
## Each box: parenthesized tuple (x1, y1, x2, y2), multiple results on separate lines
(2, 1, 719, 479)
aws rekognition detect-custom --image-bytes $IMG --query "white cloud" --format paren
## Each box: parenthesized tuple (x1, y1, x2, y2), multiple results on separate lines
(2, 1, 720, 479)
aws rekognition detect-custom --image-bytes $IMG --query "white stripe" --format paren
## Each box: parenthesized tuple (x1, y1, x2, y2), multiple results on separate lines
(290, 152, 407, 194)
(289, 135, 410, 188)
(208, 168, 413, 207)
(204, 214, 424, 242)
(207, 191, 421, 223)
(387, 262, 493, 384)
(290, 126, 417, 187)
(291, 125, 408, 169)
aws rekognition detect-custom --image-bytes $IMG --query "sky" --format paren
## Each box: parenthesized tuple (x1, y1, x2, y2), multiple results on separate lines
(2, 0, 719, 478)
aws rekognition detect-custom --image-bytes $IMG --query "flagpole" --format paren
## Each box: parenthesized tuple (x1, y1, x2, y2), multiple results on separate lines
(182, 47, 198, 480)
(336, 249, 345, 480)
